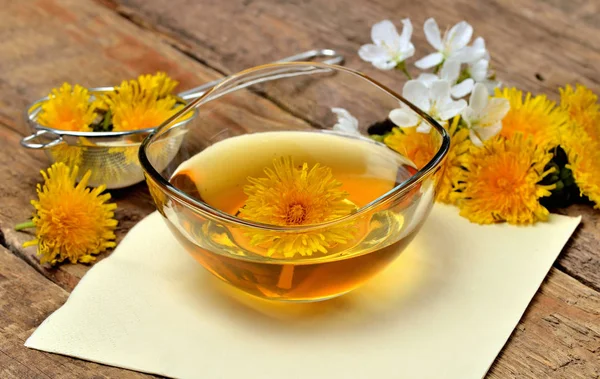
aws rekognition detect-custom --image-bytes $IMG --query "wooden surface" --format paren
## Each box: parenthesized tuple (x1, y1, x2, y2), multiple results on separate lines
(0, 0, 598, 377)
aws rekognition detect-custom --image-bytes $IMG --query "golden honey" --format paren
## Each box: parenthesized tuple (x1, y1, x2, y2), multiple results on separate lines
(168, 131, 424, 301)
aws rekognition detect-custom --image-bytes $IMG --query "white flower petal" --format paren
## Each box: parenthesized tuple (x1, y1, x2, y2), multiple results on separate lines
(401, 43, 416, 61)
(403, 80, 429, 104)
(416, 120, 432, 134)
(473, 121, 502, 141)
(483, 79, 501, 94)
(469, 129, 484, 147)
(470, 59, 489, 82)
(423, 18, 443, 50)
(399, 18, 413, 48)
(447, 21, 473, 51)
(415, 52, 444, 69)
(451, 46, 486, 63)
(429, 80, 452, 104)
(479, 98, 510, 126)
(469, 83, 490, 111)
(450, 78, 474, 98)
(389, 108, 420, 127)
(358, 44, 388, 62)
(331, 107, 358, 127)
(371, 20, 400, 46)
(372, 59, 397, 70)
(472, 37, 491, 61)
(440, 59, 461, 83)
(417, 73, 439, 87)
(438, 99, 467, 120)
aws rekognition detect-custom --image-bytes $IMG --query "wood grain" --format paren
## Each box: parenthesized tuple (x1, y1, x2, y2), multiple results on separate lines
(0, 245, 154, 378)
(489, 268, 600, 379)
(100, 0, 600, 291)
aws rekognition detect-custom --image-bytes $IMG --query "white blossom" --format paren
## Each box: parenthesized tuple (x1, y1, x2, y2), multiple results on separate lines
(461, 83, 510, 146)
(415, 18, 486, 69)
(417, 59, 474, 98)
(331, 108, 360, 136)
(389, 79, 467, 133)
(359, 19, 415, 70)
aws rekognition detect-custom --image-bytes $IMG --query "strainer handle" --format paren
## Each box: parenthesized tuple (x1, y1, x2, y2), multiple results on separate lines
(177, 48, 344, 100)
(21, 129, 64, 149)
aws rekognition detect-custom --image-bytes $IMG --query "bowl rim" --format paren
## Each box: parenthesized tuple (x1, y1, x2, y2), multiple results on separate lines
(139, 61, 450, 233)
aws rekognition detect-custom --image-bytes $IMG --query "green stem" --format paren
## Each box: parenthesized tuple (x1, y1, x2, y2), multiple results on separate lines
(400, 65, 413, 80)
(15, 220, 35, 231)
(396, 61, 412, 79)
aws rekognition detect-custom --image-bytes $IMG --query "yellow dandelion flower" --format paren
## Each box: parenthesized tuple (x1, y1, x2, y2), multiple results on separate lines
(137, 72, 179, 98)
(239, 157, 357, 257)
(384, 127, 438, 169)
(38, 83, 97, 132)
(495, 87, 567, 149)
(559, 84, 600, 208)
(49, 145, 83, 168)
(436, 118, 471, 204)
(456, 134, 555, 225)
(104, 79, 184, 132)
(18, 163, 118, 265)
(560, 84, 600, 142)
(383, 118, 471, 204)
(562, 130, 600, 208)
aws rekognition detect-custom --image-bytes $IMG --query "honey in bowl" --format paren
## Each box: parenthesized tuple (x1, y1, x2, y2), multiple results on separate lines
(168, 130, 426, 301)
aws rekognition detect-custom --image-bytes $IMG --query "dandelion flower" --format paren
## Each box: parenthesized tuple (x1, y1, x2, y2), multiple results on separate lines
(456, 134, 555, 224)
(137, 72, 179, 98)
(104, 78, 183, 132)
(560, 84, 600, 142)
(559, 84, 600, 208)
(384, 118, 471, 204)
(239, 157, 357, 257)
(561, 128, 600, 208)
(384, 126, 438, 169)
(37, 83, 97, 132)
(495, 87, 567, 149)
(435, 117, 471, 203)
(19, 163, 118, 265)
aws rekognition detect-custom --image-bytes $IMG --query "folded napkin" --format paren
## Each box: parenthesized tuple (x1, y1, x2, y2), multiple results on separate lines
(26, 205, 580, 379)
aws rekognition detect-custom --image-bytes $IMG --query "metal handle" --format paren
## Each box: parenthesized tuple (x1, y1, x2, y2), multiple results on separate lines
(177, 48, 344, 100)
(21, 129, 64, 149)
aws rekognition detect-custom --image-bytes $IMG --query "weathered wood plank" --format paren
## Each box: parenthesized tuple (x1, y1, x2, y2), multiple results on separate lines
(100, 0, 600, 291)
(489, 268, 600, 379)
(0, 245, 155, 378)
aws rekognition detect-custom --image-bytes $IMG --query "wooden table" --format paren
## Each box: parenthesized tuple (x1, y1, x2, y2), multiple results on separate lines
(1, 0, 599, 377)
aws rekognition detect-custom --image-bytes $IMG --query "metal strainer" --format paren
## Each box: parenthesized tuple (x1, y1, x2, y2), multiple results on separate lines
(21, 49, 344, 189)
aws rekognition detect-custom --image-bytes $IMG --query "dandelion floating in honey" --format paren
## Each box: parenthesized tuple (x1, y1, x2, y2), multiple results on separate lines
(16, 163, 118, 265)
(239, 157, 358, 257)
(455, 134, 555, 224)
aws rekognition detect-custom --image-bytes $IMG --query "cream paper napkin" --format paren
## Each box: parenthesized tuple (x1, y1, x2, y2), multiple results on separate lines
(26, 205, 580, 379)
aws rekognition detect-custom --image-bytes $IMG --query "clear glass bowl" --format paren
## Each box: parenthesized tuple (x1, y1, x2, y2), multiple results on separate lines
(140, 62, 449, 302)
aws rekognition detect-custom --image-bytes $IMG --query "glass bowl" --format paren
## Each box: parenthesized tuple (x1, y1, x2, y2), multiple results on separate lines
(140, 62, 449, 302)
